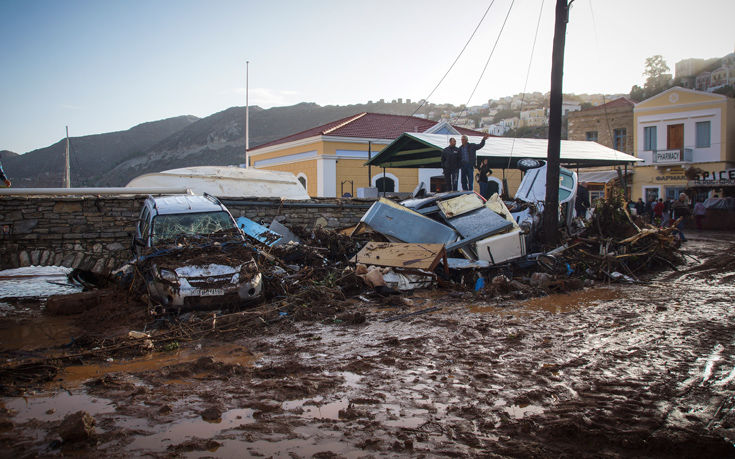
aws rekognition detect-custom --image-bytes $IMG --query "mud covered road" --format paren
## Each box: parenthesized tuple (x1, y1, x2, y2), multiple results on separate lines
(2, 232, 735, 457)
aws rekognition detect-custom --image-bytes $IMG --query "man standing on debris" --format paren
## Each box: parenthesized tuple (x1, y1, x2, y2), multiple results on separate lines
(458, 133, 490, 191)
(0, 160, 10, 188)
(441, 138, 460, 192)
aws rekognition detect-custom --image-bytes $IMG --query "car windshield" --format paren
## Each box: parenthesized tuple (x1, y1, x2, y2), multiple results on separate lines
(151, 211, 237, 245)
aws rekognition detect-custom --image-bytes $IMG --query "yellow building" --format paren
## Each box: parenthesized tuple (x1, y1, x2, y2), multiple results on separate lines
(247, 112, 486, 197)
(632, 87, 735, 202)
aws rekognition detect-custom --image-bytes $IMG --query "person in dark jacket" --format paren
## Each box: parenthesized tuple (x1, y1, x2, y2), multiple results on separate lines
(441, 138, 460, 192)
(476, 158, 493, 199)
(458, 133, 490, 191)
(671, 193, 691, 242)
(575, 182, 590, 218)
(634, 198, 645, 216)
(653, 198, 665, 225)
(0, 160, 10, 188)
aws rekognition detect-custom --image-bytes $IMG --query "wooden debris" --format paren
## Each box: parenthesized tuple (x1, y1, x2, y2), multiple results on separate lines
(351, 242, 447, 272)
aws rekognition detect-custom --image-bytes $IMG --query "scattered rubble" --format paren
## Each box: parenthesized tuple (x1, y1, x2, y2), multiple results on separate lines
(0, 186, 689, 400)
(2, 185, 731, 457)
(58, 411, 96, 443)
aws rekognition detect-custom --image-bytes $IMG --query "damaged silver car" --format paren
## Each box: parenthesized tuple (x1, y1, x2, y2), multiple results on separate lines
(132, 194, 263, 309)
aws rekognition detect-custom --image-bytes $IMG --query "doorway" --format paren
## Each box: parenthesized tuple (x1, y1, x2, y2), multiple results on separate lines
(667, 124, 684, 150)
(644, 187, 660, 203)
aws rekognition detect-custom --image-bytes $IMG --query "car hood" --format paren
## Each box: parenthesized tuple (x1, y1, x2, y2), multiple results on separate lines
(173, 263, 241, 278)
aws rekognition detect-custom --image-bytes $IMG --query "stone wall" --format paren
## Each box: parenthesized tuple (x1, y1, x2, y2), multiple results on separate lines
(220, 197, 371, 229)
(568, 105, 635, 154)
(0, 195, 372, 273)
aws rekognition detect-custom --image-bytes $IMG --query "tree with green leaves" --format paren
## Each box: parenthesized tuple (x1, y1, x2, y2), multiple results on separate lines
(630, 55, 673, 101)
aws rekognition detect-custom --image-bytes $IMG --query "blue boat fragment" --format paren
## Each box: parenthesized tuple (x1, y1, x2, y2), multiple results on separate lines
(236, 216, 283, 246)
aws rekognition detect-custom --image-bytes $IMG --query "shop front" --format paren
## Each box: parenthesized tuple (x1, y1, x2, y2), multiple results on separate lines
(687, 165, 735, 198)
(632, 164, 689, 202)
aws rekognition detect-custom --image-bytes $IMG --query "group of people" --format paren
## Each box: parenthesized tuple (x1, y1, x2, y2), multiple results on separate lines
(441, 133, 492, 197)
(630, 193, 708, 242)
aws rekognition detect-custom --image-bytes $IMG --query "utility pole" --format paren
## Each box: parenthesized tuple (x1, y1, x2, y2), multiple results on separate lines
(64, 126, 71, 188)
(543, 0, 571, 246)
(245, 60, 250, 168)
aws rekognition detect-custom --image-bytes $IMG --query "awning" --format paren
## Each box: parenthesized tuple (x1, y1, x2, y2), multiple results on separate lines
(578, 170, 631, 184)
(366, 133, 642, 169)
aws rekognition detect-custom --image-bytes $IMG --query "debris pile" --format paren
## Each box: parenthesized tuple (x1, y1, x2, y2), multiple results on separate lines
(541, 190, 685, 283)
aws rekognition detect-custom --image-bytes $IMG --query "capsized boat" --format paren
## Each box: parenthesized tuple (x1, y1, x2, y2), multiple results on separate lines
(125, 166, 310, 200)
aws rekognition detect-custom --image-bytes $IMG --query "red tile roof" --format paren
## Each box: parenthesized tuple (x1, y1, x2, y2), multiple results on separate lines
(249, 112, 487, 151)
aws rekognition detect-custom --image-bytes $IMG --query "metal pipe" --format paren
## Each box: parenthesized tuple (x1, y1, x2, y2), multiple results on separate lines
(0, 187, 192, 196)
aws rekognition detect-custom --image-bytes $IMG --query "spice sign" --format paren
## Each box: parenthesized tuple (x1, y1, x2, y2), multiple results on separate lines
(690, 168, 735, 187)
(653, 149, 681, 163)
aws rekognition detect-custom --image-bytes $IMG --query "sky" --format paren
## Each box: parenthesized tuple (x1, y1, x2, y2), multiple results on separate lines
(1, 0, 733, 154)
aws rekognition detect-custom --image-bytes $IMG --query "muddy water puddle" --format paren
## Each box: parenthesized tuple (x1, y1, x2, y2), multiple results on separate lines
(201, 434, 364, 459)
(59, 343, 255, 387)
(494, 399, 545, 419)
(472, 287, 622, 315)
(0, 266, 81, 299)
(127, 407, 256, 452)
(3, 391, 115, 423)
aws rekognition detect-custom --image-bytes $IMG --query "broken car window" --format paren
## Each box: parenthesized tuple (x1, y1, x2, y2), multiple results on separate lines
(151, 211, 237, 245)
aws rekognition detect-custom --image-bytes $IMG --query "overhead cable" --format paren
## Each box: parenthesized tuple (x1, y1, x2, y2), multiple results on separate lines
(408, 0, 498, 120)
(458, 0, 516, 122)
(507, 0, 546, 170)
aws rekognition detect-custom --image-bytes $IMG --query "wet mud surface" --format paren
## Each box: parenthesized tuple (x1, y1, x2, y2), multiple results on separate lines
(2, 232, 735, 457)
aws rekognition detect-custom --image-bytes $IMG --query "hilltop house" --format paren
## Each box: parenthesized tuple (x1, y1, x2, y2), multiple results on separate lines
(519, 108, 548, 128)
(246, 113, 485, 197)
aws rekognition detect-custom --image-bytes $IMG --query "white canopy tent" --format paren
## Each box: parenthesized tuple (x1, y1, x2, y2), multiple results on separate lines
(366, 133, 642, 169)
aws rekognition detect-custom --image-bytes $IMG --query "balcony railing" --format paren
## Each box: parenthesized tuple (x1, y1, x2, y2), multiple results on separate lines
(651, 148, 693, 164)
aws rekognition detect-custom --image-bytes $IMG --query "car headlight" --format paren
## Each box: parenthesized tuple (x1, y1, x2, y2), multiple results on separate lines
(159, 269, 179, 282)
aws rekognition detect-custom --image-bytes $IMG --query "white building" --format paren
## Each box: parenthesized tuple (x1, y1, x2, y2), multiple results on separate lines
(562, 102, 582, 117)
(519, 108, 548, 128)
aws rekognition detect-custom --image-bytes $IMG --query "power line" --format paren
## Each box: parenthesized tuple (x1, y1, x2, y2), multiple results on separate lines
(588, 0, 620, 161)
(408, 0, 498, 121)
(458, 0, 516, 121)
(507, 0, 546, 170)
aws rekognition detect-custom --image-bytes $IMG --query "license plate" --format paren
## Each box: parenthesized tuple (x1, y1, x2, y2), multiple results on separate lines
(193, 288, 224, 297)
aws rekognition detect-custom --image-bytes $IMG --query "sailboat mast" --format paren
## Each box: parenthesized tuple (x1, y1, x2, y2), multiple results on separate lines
(64, 126, 71, 188)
